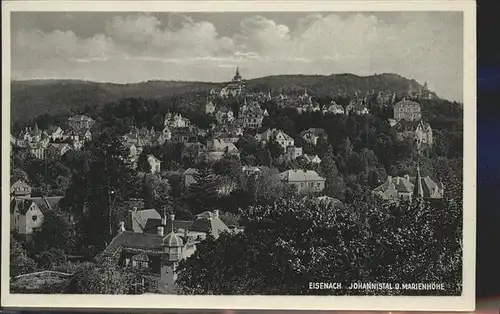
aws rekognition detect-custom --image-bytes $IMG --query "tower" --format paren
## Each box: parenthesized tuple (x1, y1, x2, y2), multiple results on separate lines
(233, 66, 242, 82)
(413, 164, 424, 199)
(159, 214, 184, 294)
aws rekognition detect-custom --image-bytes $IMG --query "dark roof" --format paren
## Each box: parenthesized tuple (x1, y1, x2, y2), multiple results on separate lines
(126, 209, 161, 233)
(409, 176, 443, 198)
(190, 216, 230, 238)
(46, 126, 61, 134)
(144, 219, 193, 235)
(300, 128, 327, 137)
(373, 176, 414, 194)
(394, 99, 421, 109)
(10, 196, 58, 215)
(44, 196, 63, 209)
(101, 231, 164, 258)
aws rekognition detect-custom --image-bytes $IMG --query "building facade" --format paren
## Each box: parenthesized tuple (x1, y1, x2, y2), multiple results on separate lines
(393, 99, 422, 122)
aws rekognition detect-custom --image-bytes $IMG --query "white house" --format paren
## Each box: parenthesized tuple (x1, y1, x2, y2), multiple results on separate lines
(255, 128, 294, 152)
(147, 155, 162, 174)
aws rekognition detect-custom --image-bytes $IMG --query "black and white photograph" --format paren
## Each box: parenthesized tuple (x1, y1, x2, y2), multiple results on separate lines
(1, 1, 476, 311)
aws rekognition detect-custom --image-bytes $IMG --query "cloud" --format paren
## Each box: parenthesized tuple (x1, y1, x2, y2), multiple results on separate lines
(234, 15, 291, 54)
(104, 14, 235, 58)
(10, 12, 463, 101)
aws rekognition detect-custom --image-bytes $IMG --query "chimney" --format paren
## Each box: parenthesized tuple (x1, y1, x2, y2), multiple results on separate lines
(387, 175, 392, 183)
(170, 214, 175, 232)
(213, 210, 219, 219)
(404, 174, 410, 181)
(133, 206, 138, 212)
(396, 177, 400, 184)
(118, 221, 125, 233)
(157, 226, 164, 236)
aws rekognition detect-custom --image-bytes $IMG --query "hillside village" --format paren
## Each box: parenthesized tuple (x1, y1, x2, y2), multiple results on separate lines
(9, 68, 463, 295)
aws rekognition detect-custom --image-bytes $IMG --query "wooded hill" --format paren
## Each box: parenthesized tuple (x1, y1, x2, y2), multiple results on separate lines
(11, 73, 438, 122)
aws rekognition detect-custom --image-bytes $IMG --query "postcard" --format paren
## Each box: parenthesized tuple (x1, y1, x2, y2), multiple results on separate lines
(1, 0, 476, 311)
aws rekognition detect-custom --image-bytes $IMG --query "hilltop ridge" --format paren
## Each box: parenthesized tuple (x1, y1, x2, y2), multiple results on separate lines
(10, 73, 437, 122)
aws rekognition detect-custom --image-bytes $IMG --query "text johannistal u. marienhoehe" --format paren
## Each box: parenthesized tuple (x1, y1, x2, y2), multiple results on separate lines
(308, 282, 446, 290)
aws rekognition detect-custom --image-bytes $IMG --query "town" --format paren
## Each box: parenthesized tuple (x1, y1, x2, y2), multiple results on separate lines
(9, 68, 463, 296)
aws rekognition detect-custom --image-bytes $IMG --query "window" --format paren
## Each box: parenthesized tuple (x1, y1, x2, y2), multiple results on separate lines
(32, 215, 38, 222)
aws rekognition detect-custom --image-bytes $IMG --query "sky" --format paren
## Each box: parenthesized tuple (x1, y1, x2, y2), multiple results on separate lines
(10, 11, 463, 102)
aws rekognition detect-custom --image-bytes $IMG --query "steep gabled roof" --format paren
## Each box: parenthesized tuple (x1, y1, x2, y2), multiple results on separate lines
(280, 170, 326, 182)
(126, 209, 161, 233)
(373, 176, 414, 194)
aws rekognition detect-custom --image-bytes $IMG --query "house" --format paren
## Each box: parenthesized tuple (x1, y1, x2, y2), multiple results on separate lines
(298, 102, 321, 114)
(215, 107, 235, 125)
(393, 120, 433, 152)
(10, 196, 63, 235)
(181, 142, 205, 161)
(11, 180, 32, 198)
(220, 66, 245, 98)
(45, 126, 64, 141)
(279, 169, 326, 193)
(205, 139, 240, 160)
(19, 124, 43, 144)
(325, 102, 345, 115)
(303, 154, 322, 164)
(372, 175, 414, 201)
(27, 141, 48, 159)
(125, 208, 162, 233)
(286, 146, 303, 160)
(255, 128, 294, 152)
(171, 127, 197, 143)
(99, 214, 196, 294)
(241, 166, 263, 177)
(354, 104, 370, 115)
(147, 155, 162, 174)
(300, 128, 327, 146)
(238, 101, 265, 129)
(393, 99, 422, 122)
(164, 113, 191, 129)
(68, 115, 94, 130)
(45, 143, 72, 160)
(372, 166, 444, 202)
(100, 211, 231, 294)
(205, 100, 216, 114)
(182, 168, 199, 189)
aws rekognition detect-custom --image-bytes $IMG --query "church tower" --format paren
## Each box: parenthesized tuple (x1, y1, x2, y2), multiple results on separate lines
(413, 164, 424, 199)
(233, 66, 242, 82)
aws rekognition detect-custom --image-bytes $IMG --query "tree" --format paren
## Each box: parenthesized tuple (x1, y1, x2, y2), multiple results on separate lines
(140, 173, 172, 210)
(68, 258, 134, 294)
(136, 151, 150, 173)
(10, 235, 38, 277)
(32, 209, 75, 254)
(187, 162, 219, 214)
(319, 146, 346, 200)
(37, 248, 68, 270)
(61, 129, 137, 257)
(242, 167, 290, 204)
(177, 194, 462, 296)
(11, 168, 28, 183)
(265, 139, 283, 160)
